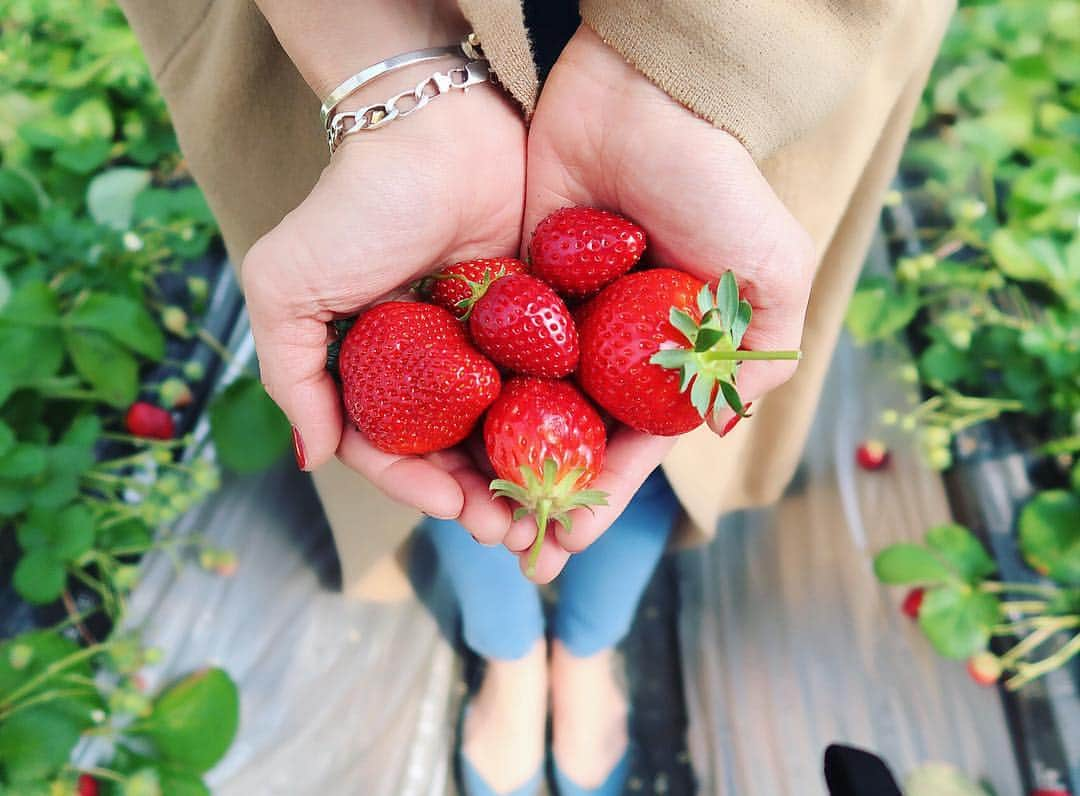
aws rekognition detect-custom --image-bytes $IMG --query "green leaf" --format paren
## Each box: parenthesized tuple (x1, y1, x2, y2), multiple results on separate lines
(874, 543, 953, 585)
(918, 584, 999, 660)
(718, 380, 747, 418)
(717, 271, 739, 330)
(694, 327, 725, 352)
(16, 504, 95, 560)
(209, 376, 291, 473)
(86, 167, 150, 230)
(649, 349, 691, 370)
(0, 705, 82, 783)
(919, 342, 978, 387)
(141, 668, 240, 773)
(54, 138, 112, 174)
(97, 517, 153, 552)
(989, 228, 1057, 283)
(65, 329, 139, 407)
(65, 292, 165, 360)
(844, 278, 919, 344)
(0, 420, 14, 457)
(668, 308, 699, 344)
(696, 286, 715, 316)
(925, 523, 996, 584)
(1018, 490, 1080, 585)
(68, 97, 114, 142)
(0, 167, 44, 218)
(0, 444, 47, 479)
(689, 373, 714, 418)
(731, 300, 752, 348)
(13, 549, 66, 605)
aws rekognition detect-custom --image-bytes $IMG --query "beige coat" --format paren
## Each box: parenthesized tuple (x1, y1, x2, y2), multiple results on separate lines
(118, 0, 955, 595)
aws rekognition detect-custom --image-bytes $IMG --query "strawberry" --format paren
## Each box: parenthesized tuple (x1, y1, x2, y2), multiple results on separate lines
(966, 651, 1002, 686)
(125, 401, 175, 440)
(1030, 789, 1071, 796)
(77, 774, 99, 796)
(469, 274, 579, 378)
(339, 302, 501, 454)
(423, 257, 527, 319)
(856, 440, 890, 470)
(529, 207, 646, 299)
(901, 587, 925, 619)
(485, 378, 608, 575)
(577, 268, 801, 435)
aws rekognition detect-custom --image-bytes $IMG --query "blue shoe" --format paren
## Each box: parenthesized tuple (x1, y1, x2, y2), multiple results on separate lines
(551, 748, 631, 796)
(460, 753, 543, 796)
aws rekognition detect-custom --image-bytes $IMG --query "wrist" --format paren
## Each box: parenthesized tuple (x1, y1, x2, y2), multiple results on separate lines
(256, 0, 469, 100)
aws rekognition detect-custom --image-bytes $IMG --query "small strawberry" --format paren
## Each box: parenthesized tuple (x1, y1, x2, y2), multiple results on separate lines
(966, 651, 1002, 686)
(339, 302, 501, 454)
(529, 207, 646, 299)
(1030, 789, 1071, 796)
(577, 268, 801, 435)
(856, 440, 890, 470)
(485, 378, 608, 575)
(423, 257, 527, 319)
(469, 274, 579, 378)
(125, 401, 175, 440)
(77, 774, 100, 796)
(901, 587, 925, 619)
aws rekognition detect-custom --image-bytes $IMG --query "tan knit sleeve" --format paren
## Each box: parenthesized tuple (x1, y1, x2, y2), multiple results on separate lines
(458, 0, 539, 116)
(580, 0, 933, 161)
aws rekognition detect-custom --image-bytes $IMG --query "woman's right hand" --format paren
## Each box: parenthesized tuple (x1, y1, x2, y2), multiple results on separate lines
(241, 78, 526, 540)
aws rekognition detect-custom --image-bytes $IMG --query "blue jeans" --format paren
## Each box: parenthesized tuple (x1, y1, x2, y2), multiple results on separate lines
(420, 469, 680, 660)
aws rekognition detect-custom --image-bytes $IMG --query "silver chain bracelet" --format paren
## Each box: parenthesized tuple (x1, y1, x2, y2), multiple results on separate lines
(325, 59, 491, 154)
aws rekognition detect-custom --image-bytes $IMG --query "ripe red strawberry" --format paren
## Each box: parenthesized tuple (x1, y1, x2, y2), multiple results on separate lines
(469, 274, 579, 378)
(966, 651, 1002, 686)
(424, 257, 527, 319)
(1030, 789, 1071, 796)
(856, 440, 890, 470)
(485, 378, 608, 574)
(529, 207, 646, 299)
(77, 774, 99, 796)
(125, 401, 175, 440)
(339, 302, 501, 454)
(901, 587, 925, 619)
(577, 268, 801, 435)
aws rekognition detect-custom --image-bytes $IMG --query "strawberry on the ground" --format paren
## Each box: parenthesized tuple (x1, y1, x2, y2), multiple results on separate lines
(856, 440, 890, 470)
(339, 302, 501, 454)
(469, 274, 579, 378)
(125, 401, 175, 440)
(422, 257, 527, 319)
(966, 651, 1002, 686)
(529, 207, 646, 299)
(484, 378, 608, 575)
(577, 268, 801, 435)
(901, 587, 925, 619)
(77, 774, 99, 796)
(1030, 789, 1071, 796)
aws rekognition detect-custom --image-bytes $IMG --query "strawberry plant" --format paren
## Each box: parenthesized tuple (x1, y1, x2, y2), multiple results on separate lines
(845, 0, 1080, 692)
(1, 1, 290, 789)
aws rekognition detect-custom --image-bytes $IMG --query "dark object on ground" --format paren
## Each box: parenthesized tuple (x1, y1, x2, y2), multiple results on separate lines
(823, 744, 902, 796)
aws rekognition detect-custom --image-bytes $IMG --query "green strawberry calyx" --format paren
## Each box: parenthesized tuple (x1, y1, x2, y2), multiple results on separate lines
(649, 271, 802, 420)
(432, 264, 515, 319)
(490, 458, 608, 576)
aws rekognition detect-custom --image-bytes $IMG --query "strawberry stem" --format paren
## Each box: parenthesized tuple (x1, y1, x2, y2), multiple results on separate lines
(702, 350, 802, 361)
(526, 499, 551, 577)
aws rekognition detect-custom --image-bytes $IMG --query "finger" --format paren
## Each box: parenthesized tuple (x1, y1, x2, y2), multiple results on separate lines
(516, 526, 572, 584)
(425, 449, 512, 545)
(336, 425, 464, 519)
(554, 428, 676, 554)
(504, 512, 539, 553)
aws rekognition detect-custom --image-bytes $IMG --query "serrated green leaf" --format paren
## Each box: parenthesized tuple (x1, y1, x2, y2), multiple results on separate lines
(918, 585, 999, 659)
(65, 293, 165, 360)
(874, 544, 954, 585)
(696, 285, 715, 316)
(65, 329, 138, 407)
(925, 524, 997, 584)
(209, 376, 291, 473)
(1018, 490, 1080, 585)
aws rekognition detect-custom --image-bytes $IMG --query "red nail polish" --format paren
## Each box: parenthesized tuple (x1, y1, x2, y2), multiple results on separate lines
(720, 402, 752, 438)
(291, 426, 307, 470)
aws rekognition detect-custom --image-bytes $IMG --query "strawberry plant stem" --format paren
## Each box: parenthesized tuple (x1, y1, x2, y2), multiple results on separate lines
(525, 500, 552, 578)
(708, 350, 802, 361)
(1000, 600, 1049, 614)
(0, 687, 99, 723)
(981, 581, 1060, 598)
(197, 327, 234, 364)
(1, 642, 111, 710)
(1006, 632, 1080, 690)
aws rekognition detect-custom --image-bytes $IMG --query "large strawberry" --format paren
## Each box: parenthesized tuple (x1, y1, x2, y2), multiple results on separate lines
(577, 268, 801, 435)
(339, 302, 501, 454)
(485, 378, 608, 575)
(529, 207, 646, 299)
(469, 273, 579, 378)
(423, 257, 527, 319)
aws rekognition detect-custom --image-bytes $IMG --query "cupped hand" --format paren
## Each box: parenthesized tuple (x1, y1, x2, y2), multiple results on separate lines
(507, 26, 816, 581)
(242, 87, 526, 541)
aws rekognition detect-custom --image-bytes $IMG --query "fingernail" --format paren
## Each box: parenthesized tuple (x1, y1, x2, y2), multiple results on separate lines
(719, 402, 752, 438)
(291, 426, 307, 470)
